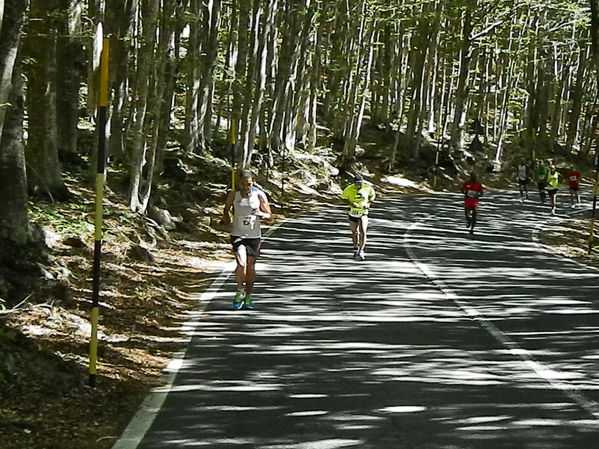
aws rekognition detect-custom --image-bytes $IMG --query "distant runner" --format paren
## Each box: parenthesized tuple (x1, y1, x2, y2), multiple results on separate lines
(535, 160, 549, 204)
(461, 173, 483, 235)
(546, 165, 561, 215)
(340, 174, 376, 261)
(516, 160, 529, 201)
(221, 170, 273, 310)
(564, 167, 581, 208)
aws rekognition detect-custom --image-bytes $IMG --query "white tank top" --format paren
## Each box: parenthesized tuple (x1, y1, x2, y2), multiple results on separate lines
(230, 188, 266, 238)
(517, 165, 527, 180)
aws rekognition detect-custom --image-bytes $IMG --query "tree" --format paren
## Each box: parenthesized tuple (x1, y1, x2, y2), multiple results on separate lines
(0, 0, 42, 301)
(127, 0, 159, 212)
(23, 0, 70, 200)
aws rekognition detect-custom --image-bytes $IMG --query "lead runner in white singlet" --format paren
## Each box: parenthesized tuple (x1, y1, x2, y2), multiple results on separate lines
(221, 170, 272, 310)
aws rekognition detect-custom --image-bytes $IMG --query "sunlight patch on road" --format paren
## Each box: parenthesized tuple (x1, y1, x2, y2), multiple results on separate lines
(457, 415, 511, 424)
(379, 405, 426, 413)
(285, 410, 328, 417)
(289, 393, 329, 398)
(263, 439, 364, 449)
(154, 382, 283, 393)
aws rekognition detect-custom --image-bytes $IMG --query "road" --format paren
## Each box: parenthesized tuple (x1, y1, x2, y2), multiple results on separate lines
(113, 191, 599, 449)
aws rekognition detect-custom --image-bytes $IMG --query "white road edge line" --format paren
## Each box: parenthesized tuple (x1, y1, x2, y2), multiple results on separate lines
(403, 214, 599, 421)
(111, 219, 287, 449)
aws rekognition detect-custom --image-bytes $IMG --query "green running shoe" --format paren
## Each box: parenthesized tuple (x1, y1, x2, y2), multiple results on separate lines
(233, 291, 244, 310)
(242, 295, 254, 310)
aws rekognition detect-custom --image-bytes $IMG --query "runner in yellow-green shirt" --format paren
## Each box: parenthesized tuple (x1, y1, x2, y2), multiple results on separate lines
(546, 165, 561, 215)
(340, 174, 376, 261)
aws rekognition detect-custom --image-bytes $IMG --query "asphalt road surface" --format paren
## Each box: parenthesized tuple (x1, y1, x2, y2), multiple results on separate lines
(113, 190, 599, 449)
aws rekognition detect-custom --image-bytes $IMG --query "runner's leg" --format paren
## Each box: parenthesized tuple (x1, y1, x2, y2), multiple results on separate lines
(519, 181, 524, 199)
(349, 220, 359, 250)
(551, 191, 557, 212)
(234, 244, 248, 291)
(358, 215, 369, 251)
(245, 256, 257, 296)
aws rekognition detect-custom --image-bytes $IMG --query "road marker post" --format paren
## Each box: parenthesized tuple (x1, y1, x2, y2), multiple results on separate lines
(89, 38, 109, 388)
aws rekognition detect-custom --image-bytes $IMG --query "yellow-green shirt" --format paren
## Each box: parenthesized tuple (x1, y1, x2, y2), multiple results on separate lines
(341, 183, 376, 217)
(547, 172, 560, 189)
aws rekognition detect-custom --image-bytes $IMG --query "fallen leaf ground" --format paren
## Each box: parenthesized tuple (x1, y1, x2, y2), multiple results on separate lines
(0, 210, 232, 449)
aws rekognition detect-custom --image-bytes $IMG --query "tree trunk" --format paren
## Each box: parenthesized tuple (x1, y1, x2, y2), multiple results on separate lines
(197, 0, 222, 153)
(0, 54, 45, 301)
(342, 24, 376, 163)
(565, 44, 589, 152)
(106, 0, 138, 163)
(549, 50, 568, 145)
(245, 0, 277, 166)
(449, 2, 476, 151)
(270, 0, 302, 155)
(128, 0, 158, 212)
(240, 0, 262, 167)
(55, 0, 85, 163)
(405, 3, 434, 157)
(184, 0, 202, 154)
(0, 35, 29, 246)
(592, 0, 599, 76)
(24, 0, 70, 200)
(0, 0, 27, 139)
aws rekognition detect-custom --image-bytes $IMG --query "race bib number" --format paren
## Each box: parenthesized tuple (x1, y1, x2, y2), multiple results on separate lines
(349, 208, 365, 218)
(569, 176, 578, 182)
(243, 214, 257, 227)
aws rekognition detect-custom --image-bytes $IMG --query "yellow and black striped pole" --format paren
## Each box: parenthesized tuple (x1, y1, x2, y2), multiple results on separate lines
(89, 38, 109, 388)
(230, 118, 237, 190)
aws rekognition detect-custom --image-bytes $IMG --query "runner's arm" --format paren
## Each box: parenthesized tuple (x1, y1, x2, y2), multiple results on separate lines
(221, 191, 235, 224)
(369, 188, 376, 204)
(256, 193, 274, 223)
(340, 191, 358, 208)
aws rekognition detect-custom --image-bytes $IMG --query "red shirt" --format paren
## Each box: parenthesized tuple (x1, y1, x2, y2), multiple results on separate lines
(565, 170, 581, 189)
(461, 181, 483, 209)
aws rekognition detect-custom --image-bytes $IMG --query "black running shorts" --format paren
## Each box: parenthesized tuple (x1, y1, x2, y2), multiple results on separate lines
(231, 236, 261, 258)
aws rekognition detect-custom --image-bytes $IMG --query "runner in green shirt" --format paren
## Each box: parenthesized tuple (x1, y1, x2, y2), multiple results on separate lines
(340, 174, 376, 261)
(535, 160, 549, 204)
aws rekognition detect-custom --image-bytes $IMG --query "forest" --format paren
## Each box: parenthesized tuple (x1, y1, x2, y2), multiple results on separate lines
(0, 0, 599, 447)
(1, 0, 598, 295)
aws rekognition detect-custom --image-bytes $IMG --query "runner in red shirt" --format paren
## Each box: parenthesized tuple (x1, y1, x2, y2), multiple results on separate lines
(564, 167, 581, 208)
(461, 173, 483, 234)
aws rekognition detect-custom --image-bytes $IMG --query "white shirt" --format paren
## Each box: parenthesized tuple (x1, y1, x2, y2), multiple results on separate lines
(517, 165, 528, 180)
(230, 188, 268, 238)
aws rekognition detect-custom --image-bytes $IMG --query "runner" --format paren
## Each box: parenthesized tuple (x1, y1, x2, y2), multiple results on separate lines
(546, 165, 561, 215)
(535, 160, 549, 204)
(340, 174, 376, 261)
(221, 170, 273, 310)
(516, 160, 529, 201)
(564, 166, 582, 208)
(461, 173, 483, 235)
